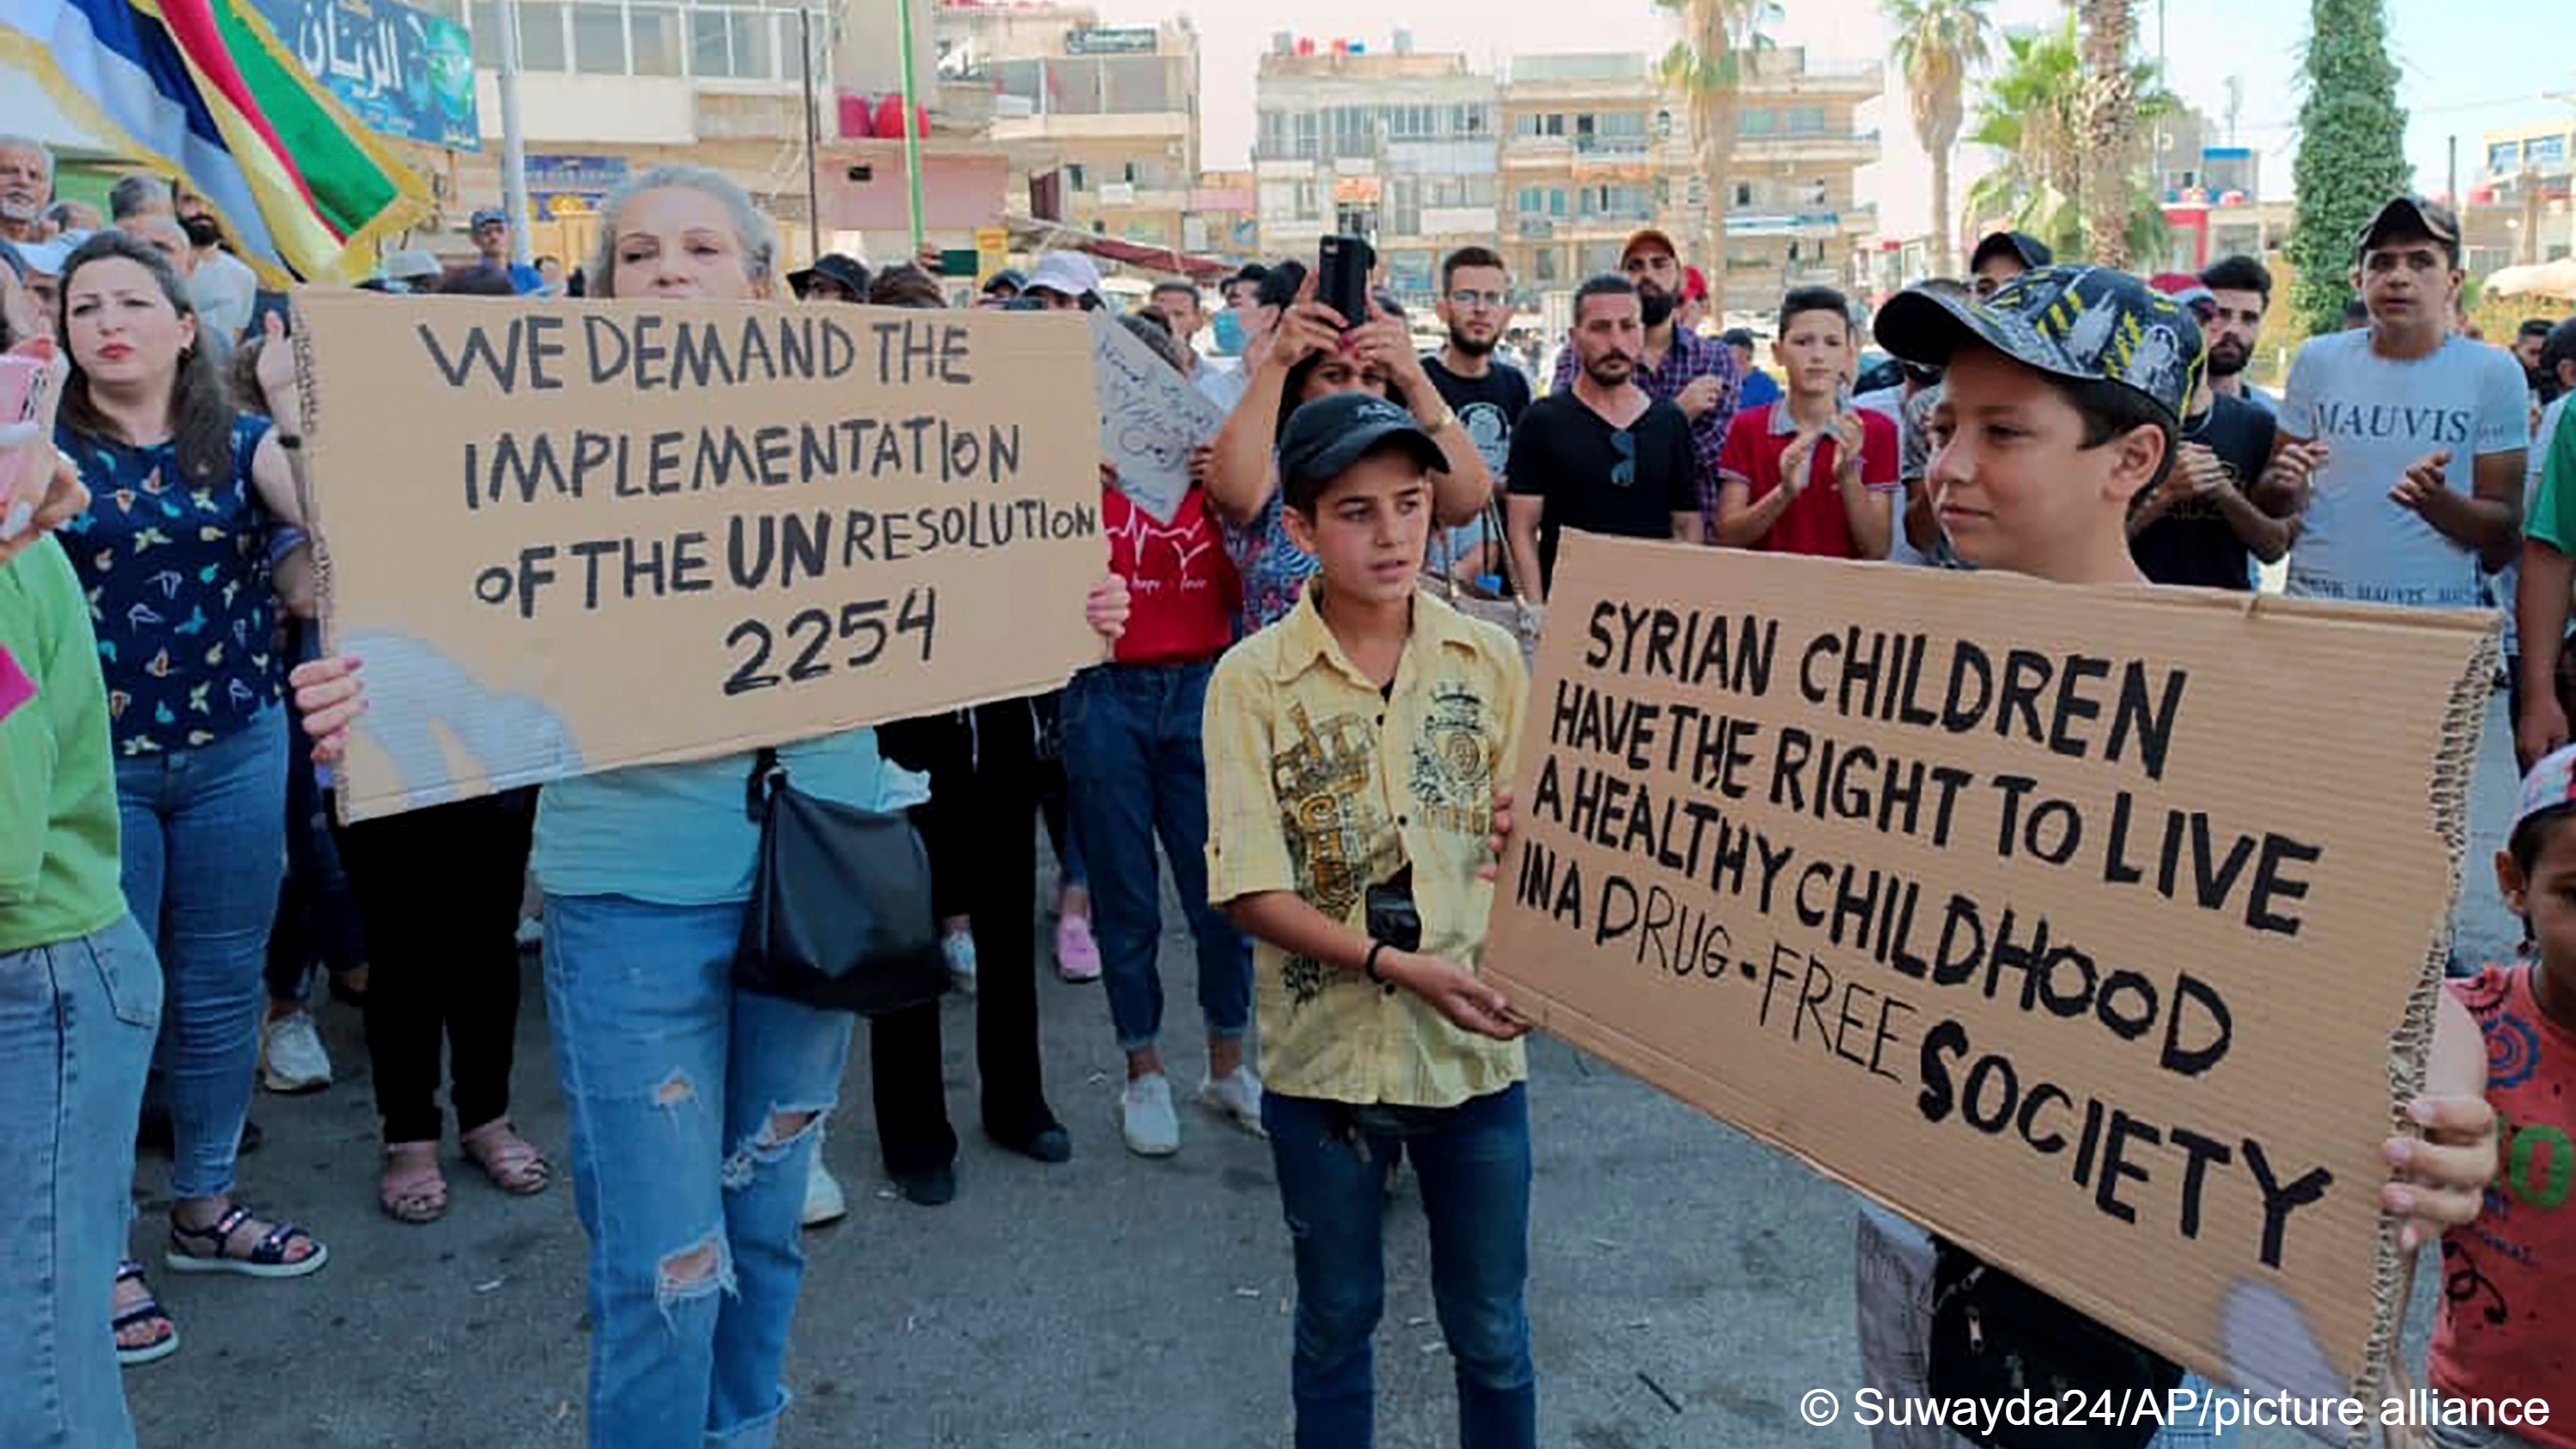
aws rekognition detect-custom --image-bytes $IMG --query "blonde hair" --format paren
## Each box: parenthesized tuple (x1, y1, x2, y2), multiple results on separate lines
(584, 165, 778, 296)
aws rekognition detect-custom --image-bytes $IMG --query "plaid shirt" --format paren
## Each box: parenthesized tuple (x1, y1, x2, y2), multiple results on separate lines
(1554, 325, 1743, 540)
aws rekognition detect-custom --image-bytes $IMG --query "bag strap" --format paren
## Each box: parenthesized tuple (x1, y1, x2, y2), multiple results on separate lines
(744, 747, 781, 822)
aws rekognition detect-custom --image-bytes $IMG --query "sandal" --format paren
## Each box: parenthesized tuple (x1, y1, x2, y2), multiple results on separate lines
(379, 1141, 450, 1224)
(165, 1203, 329, 1278)
(112, 1259, 179, 1367)
(461, 1120, 552, 1197)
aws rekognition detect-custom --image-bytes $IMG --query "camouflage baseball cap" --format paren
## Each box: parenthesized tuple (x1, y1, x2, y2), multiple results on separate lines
(1872, 264, 2205, 426)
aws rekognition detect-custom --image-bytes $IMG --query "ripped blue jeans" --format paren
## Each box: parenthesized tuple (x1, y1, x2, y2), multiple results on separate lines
(542, 894, 855, 1449)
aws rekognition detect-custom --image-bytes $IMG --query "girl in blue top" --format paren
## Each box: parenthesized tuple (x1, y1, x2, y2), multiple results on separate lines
(290, 166, 1130, 1449)
(52, 231, 327, 1361)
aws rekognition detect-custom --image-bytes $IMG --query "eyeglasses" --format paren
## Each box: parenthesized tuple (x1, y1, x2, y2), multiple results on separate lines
(1610, 428, 1637, 489)
(1446, 289, 1508, 309)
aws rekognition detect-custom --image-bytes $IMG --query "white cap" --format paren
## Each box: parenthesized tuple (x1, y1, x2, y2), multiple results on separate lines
(381, 248, 442, 282)
(1024, 251, 1103, 300)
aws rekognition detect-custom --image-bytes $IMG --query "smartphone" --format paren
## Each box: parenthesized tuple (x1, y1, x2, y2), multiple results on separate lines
(1316, 233, 1375, 330)
(939, 247, 980, 279)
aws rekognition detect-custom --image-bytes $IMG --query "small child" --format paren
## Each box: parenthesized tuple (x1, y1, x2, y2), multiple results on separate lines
(2409, 748, 2576, 1448)
(1203, 390, 1534, 1448)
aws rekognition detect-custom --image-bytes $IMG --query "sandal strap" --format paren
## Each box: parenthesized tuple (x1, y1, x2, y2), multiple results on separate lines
(172, 1204, 254, 1252)
(112, 1296, 169, 1331)
(118, 1258, 149, 1283)
(248, 1221, 312, 1264)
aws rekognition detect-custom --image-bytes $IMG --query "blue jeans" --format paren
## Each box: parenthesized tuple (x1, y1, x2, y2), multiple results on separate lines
(113, 706, 288, 1200)
(1, 915, 161, 1449)
(543, 893, 856, 1449)
(1061, 661, 1252, 1051)
(1264, 1085, 1537, 1449)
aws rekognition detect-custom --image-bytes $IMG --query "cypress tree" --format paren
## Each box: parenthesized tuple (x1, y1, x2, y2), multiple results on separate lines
(2287, 0, 2410, 336)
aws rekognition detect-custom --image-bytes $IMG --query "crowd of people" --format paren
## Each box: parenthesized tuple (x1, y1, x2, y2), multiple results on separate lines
(1, 124, 2567, 1449)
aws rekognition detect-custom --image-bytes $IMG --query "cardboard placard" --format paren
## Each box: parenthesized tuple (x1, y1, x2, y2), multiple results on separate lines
(291, 292, 1106, 822)
(1485, 533, 2496, 1411)
(1088, 310, 1224, 524)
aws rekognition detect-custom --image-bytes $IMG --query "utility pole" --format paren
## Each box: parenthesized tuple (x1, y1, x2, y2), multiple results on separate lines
(495, 0, 532, 268)
(800, 7, 824, 262)
(2446, 133, 2458, 206)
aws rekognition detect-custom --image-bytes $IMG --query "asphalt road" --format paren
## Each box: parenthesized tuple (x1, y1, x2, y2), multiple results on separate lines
(122, 688, 2518, 1449)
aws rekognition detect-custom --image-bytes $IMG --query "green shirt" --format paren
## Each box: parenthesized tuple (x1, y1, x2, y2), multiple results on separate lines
(0, 537, 125, 952)
(2529, 401, 2576, 556)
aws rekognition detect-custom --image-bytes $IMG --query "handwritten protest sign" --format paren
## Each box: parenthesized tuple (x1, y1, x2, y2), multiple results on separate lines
(289, 292, 1106, 822)
(1484, 533, 2496, 1411)
(1088, 310, 1224, 524)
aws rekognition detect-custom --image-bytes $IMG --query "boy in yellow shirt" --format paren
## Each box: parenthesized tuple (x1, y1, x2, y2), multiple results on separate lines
(1205, 390, 1534, 1447)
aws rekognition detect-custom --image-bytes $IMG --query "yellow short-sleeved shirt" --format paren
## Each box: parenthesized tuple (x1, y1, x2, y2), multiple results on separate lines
(1203, 585, 1528, 1108)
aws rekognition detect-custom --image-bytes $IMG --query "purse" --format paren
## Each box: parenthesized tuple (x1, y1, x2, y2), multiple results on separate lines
(732, 747, 950, 1016)
(1437, 499, 1540, 661)
(1926, 1242, 2182, 1449)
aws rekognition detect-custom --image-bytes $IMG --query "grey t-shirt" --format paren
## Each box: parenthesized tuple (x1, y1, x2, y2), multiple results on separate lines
(2278, 330, 2529, 609)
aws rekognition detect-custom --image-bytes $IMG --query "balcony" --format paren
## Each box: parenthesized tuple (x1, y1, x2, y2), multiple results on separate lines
(1734, 130, 1880, 167)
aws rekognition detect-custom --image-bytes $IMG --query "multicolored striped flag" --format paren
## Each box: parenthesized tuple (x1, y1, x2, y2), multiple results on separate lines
(0, 0, 434, 283)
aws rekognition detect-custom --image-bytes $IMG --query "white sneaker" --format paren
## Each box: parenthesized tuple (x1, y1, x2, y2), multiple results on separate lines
(801, 1127, 848, 1228)
(942, 928, 977, 996)
(259, 1010, 332, 1094)
(1120, 1073, 1181, 1157)
(1199, 1066, 1267, 1139)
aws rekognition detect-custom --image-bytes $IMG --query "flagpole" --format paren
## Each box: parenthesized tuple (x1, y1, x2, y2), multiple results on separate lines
(895, 0, 926, 257)
(495, 0, 534, 269)
(800, 7, 824, 262)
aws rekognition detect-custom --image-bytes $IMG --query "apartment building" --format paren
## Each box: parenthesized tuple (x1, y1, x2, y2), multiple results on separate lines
(1251, 33, 1502, 312)
(2465, 118, 2574, 270)
(1496, 52, 1679, 325)
(1707, 45, 1881, 315)
(940, 3, 1202, 252)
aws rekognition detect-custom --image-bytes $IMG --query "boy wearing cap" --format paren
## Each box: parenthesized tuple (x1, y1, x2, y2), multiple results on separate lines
(1204, 389, 1535, 1448)
(1551, 227, 1742, 540)
(2260, 196, 2525, 612)
(2397, 745, 2576, 1448)
(1853, 264, 2500, 1449)
(1967, 229, 2050, 297)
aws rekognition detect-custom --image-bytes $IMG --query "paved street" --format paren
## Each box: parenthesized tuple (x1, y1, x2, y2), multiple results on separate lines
(125, 689, 2518, 1449)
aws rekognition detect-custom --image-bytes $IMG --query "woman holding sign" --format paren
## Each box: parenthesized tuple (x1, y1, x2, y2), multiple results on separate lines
(289, 165, 1133, 1449)
(52, 231, 329, 1365)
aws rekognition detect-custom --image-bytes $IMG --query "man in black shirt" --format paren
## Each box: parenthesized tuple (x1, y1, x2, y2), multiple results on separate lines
(1504, 274, 1700, 599)
(2127, 275, 2290, 589)
(1421, 246, 1533, 587)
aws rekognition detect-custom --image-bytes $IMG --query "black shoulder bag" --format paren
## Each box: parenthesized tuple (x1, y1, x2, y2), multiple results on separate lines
(1926, 1242, 2182, 1449)
(732, 748, 949, 1016)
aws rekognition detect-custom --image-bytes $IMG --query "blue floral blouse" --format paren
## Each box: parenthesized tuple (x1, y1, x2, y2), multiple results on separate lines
(56, 415, 283, 754)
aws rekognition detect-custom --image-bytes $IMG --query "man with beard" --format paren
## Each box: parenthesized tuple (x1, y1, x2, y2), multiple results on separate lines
(1508, 275, 1701, 599)
(0, 138, 52, 246)
(2198, 254, 2276, 413)
(2127, 273, 2289, 589)
(175, 189, 258, 344)
(2517, 318, 2558, 404)
(1422, 247, 1531, 587)
(1552, 227, 1741, 541)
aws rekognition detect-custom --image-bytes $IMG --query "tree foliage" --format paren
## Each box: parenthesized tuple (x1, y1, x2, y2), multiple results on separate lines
(1656, 0, 1777, 270)
(2286, 0, 2409, 336)
(1886, 0, 1997, 276)
(1963, 17, 2175, 265)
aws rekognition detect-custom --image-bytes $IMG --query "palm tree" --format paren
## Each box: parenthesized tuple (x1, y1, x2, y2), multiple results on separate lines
(1655, 0, 1777, 274)
(1962, 16, 2174, 264)
(1886, 0, 1997, 276)
(2075, 0, 2141, 267)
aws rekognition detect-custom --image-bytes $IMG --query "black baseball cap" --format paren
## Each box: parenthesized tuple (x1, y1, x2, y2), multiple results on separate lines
(1278, 393, 1449, 506)
(981, 268, 1026, 295)
(787, 252, 870, 298)
(2354, 195, 2461, 262)
(1718, 326, 1758, 349)
(1969, 230, 2053, 274)
(1874, 264, 2204, 426)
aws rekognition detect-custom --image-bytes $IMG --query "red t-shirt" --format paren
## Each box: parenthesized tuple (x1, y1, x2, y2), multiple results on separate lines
(1716, 401, 1900, 559)
(2427, 961, 2573, 1447)
(1102, 482, 1238, 665)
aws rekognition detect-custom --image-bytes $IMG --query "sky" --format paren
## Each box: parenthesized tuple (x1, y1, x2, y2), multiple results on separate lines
(1093, 0, 2568, 241)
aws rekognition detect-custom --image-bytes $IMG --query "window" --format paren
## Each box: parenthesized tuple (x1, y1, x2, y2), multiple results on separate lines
(2490, 142, 2523, 173)
(1101, 55, 1172, 113)
(1534, 246, 1559, 282)
(1294, 181, 1320, 220)
(1462, 174, 1496, 206)
(690, 9, 730, 74)
(629, 3, 682, 74)
(1388, 177, 1422, 235)
(2533, 134, 2568, 166)
(516, 1, 568, 70)
(1733, 181, 1754, 208)
(1785, 106, 1827, 136)
(572, 2, 625, 73)
(1739, 108, 1775, 135)
(1517, 186, 1546, 215)
(1577, 242, 1622, 276)
(1066, 162, 1088, 192)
